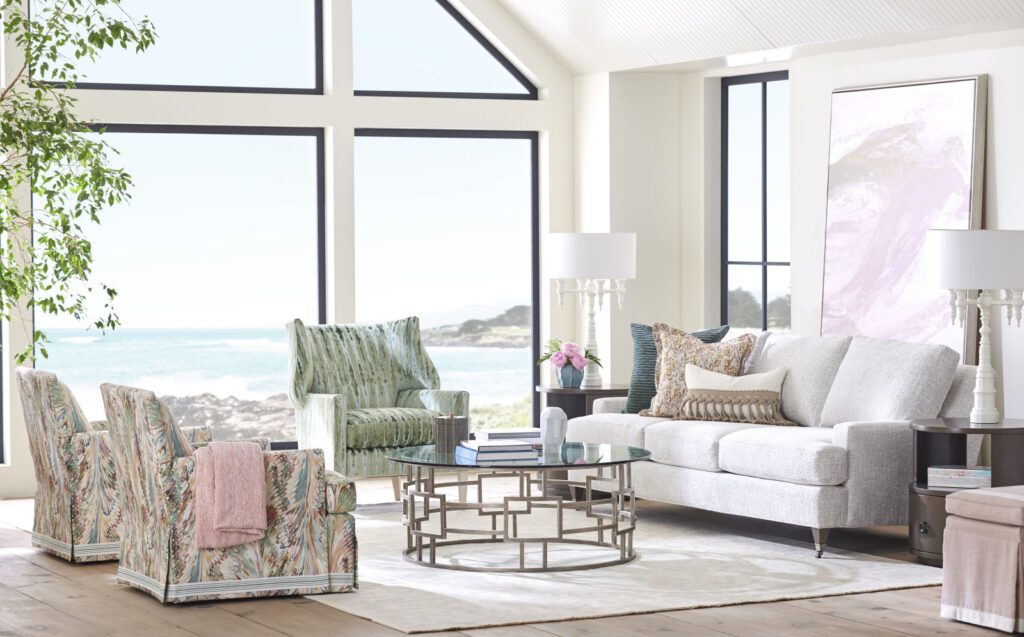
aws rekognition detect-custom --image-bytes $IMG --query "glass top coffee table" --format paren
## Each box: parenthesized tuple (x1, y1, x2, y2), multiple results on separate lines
(386, 442, 651, 573)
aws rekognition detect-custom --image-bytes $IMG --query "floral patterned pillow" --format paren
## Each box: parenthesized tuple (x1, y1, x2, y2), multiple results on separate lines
(640, 325, 756, 419)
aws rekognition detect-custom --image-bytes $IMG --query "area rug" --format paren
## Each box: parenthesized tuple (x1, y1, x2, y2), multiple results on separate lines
(310, 502, 942, 633)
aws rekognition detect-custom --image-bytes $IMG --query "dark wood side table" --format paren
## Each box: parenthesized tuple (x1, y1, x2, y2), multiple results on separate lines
(535, 384, 630, 420)
(535, 384, 630, 498)
(909, 418, 1024, 565)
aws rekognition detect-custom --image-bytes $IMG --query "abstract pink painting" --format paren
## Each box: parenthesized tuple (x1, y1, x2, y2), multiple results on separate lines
(821, 77, 986, 360)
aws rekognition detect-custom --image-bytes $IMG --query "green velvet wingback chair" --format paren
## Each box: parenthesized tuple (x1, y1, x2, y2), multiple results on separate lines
(286, 317, 469, 489)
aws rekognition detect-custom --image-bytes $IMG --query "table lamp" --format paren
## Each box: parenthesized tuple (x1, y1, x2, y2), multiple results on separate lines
(548, 232, 637, 389)
(925, 229, 1024, 423)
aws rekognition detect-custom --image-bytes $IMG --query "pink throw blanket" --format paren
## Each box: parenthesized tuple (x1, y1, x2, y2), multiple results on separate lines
(195, 442, 267, 549)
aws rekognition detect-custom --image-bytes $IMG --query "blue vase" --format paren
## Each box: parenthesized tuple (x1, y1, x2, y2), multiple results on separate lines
(558, 365, 583, 389)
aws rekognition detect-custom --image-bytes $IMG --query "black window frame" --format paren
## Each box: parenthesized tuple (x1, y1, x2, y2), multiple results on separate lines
(30, 1, 324, 95)
(352, 0, 538, 101)
(353, 128, 541, 426)
(721, 71, 790, 330)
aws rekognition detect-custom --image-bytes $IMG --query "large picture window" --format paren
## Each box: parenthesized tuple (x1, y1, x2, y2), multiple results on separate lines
(35, 126, 325, 442)
(32, 0, 322, 93)
(353, 130, 539, 431)
(721, 72, 791, 333)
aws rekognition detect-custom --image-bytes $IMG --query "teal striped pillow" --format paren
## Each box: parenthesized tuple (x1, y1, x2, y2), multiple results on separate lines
(624, 323, 730, 414)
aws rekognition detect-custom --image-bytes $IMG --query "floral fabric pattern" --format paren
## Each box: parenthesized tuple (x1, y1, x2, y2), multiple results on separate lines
(102, 383, 357, 603)
(16, 368, 121, 562)
(640, 327, 756, 419)
(287, 317, 469, 477)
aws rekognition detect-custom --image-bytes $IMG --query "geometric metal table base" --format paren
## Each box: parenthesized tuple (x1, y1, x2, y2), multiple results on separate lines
(399, 463, 638, 573)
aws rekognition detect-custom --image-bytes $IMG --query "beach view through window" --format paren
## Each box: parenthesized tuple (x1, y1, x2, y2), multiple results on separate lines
(354, 134, 534, 431)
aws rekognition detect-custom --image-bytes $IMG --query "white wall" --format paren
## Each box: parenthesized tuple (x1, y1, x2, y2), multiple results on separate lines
(571, 72, 683, 383)
(787, 29, 1024, 417)
(0, 0, 576, 498)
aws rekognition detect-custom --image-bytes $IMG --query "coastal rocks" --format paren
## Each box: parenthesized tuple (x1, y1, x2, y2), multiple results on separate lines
(162, 393, 295, 441)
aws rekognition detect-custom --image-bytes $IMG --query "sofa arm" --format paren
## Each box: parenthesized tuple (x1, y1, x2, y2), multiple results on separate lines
(592, 397, 627, 415)
(832, 421, 913, 527)
(297, 393, 347, 475)
(396, 389, 469, 416)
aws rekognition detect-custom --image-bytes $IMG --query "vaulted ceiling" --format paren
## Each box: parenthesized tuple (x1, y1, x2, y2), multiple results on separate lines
(496, 0, 1024, 73)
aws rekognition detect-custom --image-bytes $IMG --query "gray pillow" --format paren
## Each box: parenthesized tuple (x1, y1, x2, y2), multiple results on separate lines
(819, 336, 959, 426)
(749, 334, 852, 427)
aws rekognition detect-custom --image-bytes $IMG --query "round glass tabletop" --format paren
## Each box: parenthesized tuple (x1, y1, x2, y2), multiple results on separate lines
(386, 442, 651, 470)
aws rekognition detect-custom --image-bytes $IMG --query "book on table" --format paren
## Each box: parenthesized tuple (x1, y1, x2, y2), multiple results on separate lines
(475, 428, 541, 441)
(455, 439, 538, 462)
(927, 465, 992, 489)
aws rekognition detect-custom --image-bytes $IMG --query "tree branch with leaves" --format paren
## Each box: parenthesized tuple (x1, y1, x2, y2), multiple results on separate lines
(1, 0, 154, 362)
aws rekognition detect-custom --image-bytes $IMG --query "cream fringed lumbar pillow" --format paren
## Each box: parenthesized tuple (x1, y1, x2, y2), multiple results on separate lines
(680, 364, 794, 425)
(640, 326, 756, 418)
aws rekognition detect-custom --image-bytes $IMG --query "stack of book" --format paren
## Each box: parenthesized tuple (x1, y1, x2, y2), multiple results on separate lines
(455, 439, 538, 465)
(927, 465, 992, 489)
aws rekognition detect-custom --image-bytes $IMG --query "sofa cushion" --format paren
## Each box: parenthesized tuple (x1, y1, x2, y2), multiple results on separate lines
(748, 334, 852, 427)
(566, 413, 670, 447)
(644, 420, 762, 471)
(346, 407, 436, 449)
(819, 336, 959, 427)
(625, 323, 730, 413)
(719, 426, 849, 486)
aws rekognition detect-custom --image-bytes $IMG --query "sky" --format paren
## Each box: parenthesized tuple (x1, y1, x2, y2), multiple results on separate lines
(36, 133, 321, 330)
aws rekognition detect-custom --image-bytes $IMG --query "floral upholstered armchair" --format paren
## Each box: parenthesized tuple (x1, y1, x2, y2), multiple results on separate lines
(15, 368, 210, 563)
(287, 317, 469, 494)
(101, 383, 357, 603)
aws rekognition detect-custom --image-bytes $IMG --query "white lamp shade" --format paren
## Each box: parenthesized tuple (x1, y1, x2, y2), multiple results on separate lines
(547, 233, 637, 280)
(925, 229, 1024, 290)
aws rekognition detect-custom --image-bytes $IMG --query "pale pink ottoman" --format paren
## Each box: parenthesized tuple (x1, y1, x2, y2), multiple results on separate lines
(942, 485, 1024, 633)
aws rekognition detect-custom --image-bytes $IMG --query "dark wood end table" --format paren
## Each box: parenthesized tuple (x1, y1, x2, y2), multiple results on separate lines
(535, 384, 630, 420)
(535, 384, 630, 498)
(909, 417, 1024, 565)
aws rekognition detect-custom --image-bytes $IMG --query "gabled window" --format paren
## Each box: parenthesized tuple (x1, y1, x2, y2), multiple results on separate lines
(352, 0, 537, 99)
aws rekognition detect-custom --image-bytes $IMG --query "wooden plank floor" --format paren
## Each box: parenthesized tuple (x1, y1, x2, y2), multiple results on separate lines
(0, 492, 1000, 636)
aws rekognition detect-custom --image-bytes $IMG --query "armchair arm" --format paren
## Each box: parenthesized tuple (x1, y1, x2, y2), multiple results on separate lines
(296, 393, 348, 475)
(832, 421, 913, 527)
(90, 420, 108, 431)
(182, 425, 213, 445)
(326, 471, 357, 514)
(396, 389, 469, 416)
(190, 437, 271, 451)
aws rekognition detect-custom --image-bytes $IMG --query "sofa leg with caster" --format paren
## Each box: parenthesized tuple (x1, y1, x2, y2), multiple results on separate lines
(812, 528, 830, 558)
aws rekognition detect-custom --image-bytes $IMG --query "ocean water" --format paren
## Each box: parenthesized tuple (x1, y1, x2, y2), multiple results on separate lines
(40, 328, 532, 419)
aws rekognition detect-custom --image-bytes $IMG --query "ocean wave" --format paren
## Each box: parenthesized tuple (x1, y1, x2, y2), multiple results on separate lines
(186, 338, 287, 353)
(59, 336, 101, 345)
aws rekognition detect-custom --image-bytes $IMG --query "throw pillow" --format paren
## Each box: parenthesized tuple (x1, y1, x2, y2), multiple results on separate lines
(680, 364, 794, 425)
(625, 323, 730, 413)
(640, 327, 756, 418)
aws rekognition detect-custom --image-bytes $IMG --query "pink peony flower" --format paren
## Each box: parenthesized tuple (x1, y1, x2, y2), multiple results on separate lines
(570, 354, 587, 370)
(561, 342, 581, 357)
(550, 351, 568, 368)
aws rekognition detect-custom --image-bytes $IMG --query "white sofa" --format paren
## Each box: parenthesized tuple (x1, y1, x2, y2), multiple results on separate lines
(567, 334, 980, 557)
